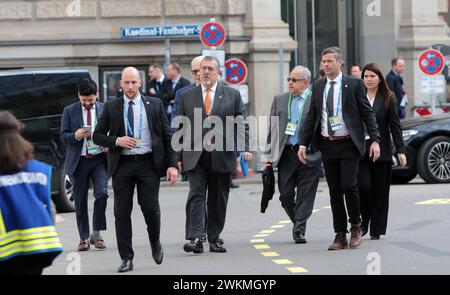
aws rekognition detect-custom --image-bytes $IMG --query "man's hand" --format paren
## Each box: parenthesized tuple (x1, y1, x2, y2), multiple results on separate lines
(397, 153, 407, 167)
(242, 152, 253, 162)
(117, 136, 137, 149)
(166, 167, 178, 185)
(75, 128, 91, 140)
(298, 146, 307, 165)
(101, 147, 109, 154)
(178, 161, 183, 172)
(369, 141, 381, 162)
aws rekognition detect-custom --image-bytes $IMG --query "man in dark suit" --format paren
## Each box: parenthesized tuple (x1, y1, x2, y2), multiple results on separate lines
(93, 67, 178, 273)
(147, 64, 168, 100)
(298, 47, 381, 250)
(162, 63, 191, 116)
(386, 57, 407, 119)
(175, 56, 251, 254)
(61, 79, 108, 252)
(265, 66, 321, 244)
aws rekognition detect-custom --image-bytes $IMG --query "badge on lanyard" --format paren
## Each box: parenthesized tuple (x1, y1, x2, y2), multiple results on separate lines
(329, 116, 342, 132)
(285, 122, 298, 136)
(131, 138, 142, 153)
(86, 140, 99, 154)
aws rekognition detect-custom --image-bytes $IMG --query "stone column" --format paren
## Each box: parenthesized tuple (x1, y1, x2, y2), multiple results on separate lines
(244, 0, 296, 166)
(397, 0, 450, 116)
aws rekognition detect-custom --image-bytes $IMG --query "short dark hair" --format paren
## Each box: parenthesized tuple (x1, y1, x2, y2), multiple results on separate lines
(391, 57, 404, 66)
(321, 47, 345, 61)
(77, 79, 97, 96)
(150, 64, 162, 70)
(352, 64, 362, 70)
(0, 111, 34, 173)
(168, 63, 181, 73)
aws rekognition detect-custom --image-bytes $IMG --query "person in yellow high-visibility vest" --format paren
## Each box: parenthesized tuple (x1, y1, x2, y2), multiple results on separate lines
(0, 111, 63, 275)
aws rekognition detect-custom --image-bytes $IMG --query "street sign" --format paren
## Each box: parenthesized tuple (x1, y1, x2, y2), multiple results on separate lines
(224, 58, 248, 85)
(201, 49, 225, 68)
(120, 25, 201, 39)
(420, 75, 446, 94)
(228, 84, 249, 104)
(200, 21, 226, 48)
(418, 49, 445, 76)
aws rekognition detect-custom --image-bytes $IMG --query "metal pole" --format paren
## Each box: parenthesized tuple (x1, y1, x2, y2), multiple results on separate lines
(311, 0, 317, 77)
(279, 42, 284, 94)
(161, 0, 170, 67)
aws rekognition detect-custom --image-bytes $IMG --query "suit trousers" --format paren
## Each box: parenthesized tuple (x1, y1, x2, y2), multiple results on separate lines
(357, 156, 392, 236)
(321, 139, 362, 233)
(72, 154, 108, 241)
(185, 151, 231, 243)
(278, 147, 320, 237)
(112, 153, 161, 260)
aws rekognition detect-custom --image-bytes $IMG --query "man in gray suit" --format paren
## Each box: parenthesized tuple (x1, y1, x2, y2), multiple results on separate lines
(175, 56, 251, 254)
(265, 66, 321, 244)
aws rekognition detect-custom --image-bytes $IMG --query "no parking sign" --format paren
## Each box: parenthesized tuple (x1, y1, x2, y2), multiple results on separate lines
(224, 58, 248, 85)
(200, 21, 226, 48)
(418, 49, 445, 76)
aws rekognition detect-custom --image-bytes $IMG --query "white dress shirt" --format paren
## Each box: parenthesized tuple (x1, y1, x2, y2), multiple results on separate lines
(320, 72, 350, 137)
(121, 94, 153, 155)
(80, 104, 101, 156)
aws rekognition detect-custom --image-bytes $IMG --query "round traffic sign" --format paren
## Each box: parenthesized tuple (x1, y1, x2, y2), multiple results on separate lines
(224, 58, 248, 85)
(418, 49, 445, 76)
(200, 22, 226, 48)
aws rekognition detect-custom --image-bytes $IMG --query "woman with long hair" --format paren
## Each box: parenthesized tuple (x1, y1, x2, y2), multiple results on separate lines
(0, 111, 62, 275)
(358, 63, 407, 240)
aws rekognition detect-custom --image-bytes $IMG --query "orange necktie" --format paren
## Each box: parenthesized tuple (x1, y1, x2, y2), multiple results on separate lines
(204, 89, 212, 115)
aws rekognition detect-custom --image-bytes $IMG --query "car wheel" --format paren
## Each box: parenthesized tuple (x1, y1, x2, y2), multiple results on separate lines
(417, 136, 450, 183)
(53, 171, 76, 213)
(391, 172, 417, 184)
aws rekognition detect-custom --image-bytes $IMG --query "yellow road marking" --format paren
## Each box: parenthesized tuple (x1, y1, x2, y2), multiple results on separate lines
(260, 230, 276, 234)
(253, 234, 270, 238)
(277, 220, 291, 224)
(271, 225, 286, 229)
(321, 206, 331, 209)
(250, 239, 265, 244)
(415, 199, 450, 205)
(272, 259, 293, 265)
(254, 244, 271, 250)
(287, 267, 309, 273)
(312, 209, 320, 213)
(261, 252, 280, 257)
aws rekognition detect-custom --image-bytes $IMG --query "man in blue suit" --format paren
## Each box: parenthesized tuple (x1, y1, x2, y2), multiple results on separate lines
(386, 57, 407, 119)
(61, 79, 109, 251)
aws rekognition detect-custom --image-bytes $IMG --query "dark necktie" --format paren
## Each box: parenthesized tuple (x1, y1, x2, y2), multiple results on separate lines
(326, 81, 336, 136)
(85, 106, 93, 158)
(128, 100, 134, 137)
(156, 81, 161, 93)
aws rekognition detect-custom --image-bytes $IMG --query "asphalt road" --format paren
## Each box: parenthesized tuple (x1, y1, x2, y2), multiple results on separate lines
(44, 177, 450, 275)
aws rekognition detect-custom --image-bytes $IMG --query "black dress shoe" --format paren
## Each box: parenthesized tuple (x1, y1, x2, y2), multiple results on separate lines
(150, 240, 164, 265)
(361, 227, 368, 237)
(370, 235, 380, 240)
(294, 234, 307, 244)
(117, 259, 133, 273)
(209, 240, 227, 253)
(230, 181, 240, 189)
(183, 238, 203, 253)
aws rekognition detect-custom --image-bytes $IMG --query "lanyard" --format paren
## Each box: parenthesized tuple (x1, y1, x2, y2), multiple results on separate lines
(124, 98, 143, 139)
(288, 89, 311, 123)
(324, 77, 343, 116)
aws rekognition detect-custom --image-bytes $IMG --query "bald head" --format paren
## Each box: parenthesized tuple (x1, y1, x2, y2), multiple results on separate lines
(191, 56, 205, 84)
(121, 67, 142, 99)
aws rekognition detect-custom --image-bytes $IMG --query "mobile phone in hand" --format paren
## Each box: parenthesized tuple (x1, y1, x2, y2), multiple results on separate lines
(83, 125, 91, 131)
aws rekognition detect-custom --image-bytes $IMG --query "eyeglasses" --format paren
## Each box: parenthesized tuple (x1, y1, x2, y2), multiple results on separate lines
(287, 77, 306, 83)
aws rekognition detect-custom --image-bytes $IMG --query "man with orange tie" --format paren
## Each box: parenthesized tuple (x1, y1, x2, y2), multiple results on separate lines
(176, 56, 251, 254)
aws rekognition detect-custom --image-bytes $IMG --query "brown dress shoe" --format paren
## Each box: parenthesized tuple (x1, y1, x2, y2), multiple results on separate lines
(328, 232, 348, 250)
(349, 224, 362, 249)
(90, 234, 106, 249)
(78, 240, 90, 251)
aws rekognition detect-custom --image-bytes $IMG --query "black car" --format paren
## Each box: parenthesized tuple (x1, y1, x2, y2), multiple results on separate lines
(392, 113, 450, 184)
(0, 69, 93, 212)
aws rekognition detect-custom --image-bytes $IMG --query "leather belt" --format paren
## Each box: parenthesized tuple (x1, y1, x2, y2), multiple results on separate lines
(285, 144, 300, 151)
(120, 153, 153, 160)
(321, 135, 351, 141)
(81, 153, 105, 159)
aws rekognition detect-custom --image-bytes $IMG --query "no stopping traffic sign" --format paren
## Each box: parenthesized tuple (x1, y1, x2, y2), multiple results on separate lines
(418, 49, 445, 76)
(200, 22, 226, 48)
(224, 58, 248, 85)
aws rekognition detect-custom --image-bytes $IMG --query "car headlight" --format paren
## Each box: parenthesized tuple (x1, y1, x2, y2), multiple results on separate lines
(402, 129, 418, 141)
